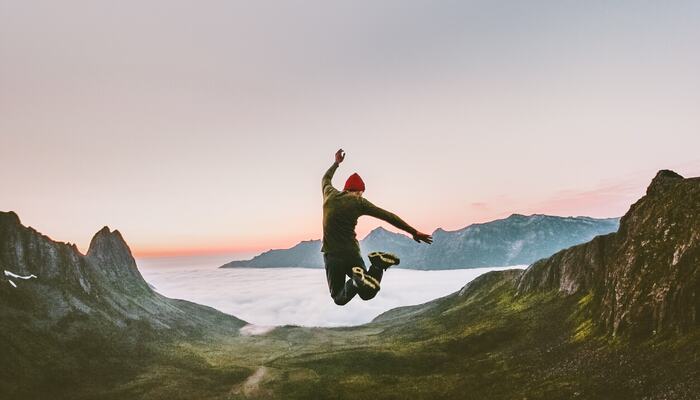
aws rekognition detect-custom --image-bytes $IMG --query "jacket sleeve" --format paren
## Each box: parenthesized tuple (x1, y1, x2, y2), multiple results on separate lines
(360, 198, 418, 236)
(322, 162, 339, 197)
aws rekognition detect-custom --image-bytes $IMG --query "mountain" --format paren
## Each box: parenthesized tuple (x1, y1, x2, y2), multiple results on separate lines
(0, 212, 245, 398)
(0, 212, 245, 333)
(516, 170, 699, 336)
(220, 214, 620, 269)
(420, 214, 620, 268)
(225, 239, 323, 268)
(2, 170, 698, 399)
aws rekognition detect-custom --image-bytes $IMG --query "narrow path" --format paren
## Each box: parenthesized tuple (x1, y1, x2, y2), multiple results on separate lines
(231, 366, 269, 398)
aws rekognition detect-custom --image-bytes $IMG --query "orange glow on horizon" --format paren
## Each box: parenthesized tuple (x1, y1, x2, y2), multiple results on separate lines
(133, 245, 267, 258)
(124, 162, 700, 259)
(131, 234, 322, 258)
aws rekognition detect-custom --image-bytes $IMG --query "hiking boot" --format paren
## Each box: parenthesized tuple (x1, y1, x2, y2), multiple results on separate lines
(368, 252, 400, 270)
(351, 266, 380, 292)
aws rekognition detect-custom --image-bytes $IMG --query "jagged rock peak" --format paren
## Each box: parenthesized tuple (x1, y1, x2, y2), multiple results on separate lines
(646, 169, 684, 195)
(87, 226, 130, 258)
(86, 226, 136, 272)
(366, 226, 392, 237)
(0, 210, 21, 226)
(86, 225, 150, 293)
(654, 169, 684, 180)
(364, 226, 411, 241)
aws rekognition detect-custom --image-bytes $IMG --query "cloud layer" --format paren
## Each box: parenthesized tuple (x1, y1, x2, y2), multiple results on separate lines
(138, 260, 520, 327)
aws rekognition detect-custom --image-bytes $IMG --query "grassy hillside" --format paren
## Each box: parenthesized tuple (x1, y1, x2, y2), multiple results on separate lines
(261, 271, 698, 399)
(71, 268, 697, 400)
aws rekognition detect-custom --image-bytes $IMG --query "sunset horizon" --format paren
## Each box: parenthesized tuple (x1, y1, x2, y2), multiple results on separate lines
(4, 2, 699, 260)
(5, 160, 698, 259)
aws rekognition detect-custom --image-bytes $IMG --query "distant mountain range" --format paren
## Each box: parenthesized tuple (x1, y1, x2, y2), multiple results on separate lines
(220, 214, 620, 269)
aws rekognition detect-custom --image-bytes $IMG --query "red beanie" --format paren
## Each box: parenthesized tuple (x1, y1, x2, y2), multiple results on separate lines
(344, 173, 365, 192)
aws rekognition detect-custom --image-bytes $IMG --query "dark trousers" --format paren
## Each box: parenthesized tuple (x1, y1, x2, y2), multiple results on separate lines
(323, 252, 384, 306)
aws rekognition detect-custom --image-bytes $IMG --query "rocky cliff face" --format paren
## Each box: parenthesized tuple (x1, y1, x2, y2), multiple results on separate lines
(0, 211, 244, 333)
(517, 170, 699, 337)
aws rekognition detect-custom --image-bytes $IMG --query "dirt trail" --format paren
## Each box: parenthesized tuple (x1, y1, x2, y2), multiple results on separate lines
(231, 366, 270, 398)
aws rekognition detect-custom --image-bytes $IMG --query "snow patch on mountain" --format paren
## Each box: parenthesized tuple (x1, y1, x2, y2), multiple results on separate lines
(4, 269, 37, 288)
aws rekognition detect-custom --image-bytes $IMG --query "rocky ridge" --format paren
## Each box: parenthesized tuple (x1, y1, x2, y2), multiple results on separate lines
(517, 170, 699, 337)
(0, 211, 245, 333)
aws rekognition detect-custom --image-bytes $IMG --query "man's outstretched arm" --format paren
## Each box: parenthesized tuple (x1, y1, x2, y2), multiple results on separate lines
(361, 198, 433, 244)
(322, 149, 345, 196)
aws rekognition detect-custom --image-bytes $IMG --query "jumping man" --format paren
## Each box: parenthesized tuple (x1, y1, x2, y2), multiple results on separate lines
(321, 149, 433, 305)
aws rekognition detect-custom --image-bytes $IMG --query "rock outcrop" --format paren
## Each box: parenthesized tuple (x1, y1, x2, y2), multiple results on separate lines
(517, 170, 699, 337)
(86, 226, 151, 295)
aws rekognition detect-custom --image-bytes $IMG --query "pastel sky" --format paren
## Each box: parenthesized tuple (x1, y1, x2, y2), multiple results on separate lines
(2, 1, 699, 257)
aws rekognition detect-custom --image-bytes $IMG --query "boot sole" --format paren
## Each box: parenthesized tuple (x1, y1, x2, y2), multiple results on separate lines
(352, 267, 380, 291)
(368, 252, 400, 269)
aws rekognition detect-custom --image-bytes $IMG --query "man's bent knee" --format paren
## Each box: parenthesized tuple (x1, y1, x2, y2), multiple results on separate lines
(358, 289, 379, 301)
(332, 294, 351, 306)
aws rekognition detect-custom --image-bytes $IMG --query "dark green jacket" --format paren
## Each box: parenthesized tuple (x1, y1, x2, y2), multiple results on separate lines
(321, 162, 417, 255)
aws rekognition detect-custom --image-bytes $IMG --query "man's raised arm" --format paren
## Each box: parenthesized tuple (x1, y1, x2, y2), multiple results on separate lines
(322, 149, 345, 196)
(322, 163, 338, 193)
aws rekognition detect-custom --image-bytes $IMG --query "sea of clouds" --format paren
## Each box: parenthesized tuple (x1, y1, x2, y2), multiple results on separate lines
(138, 255, 523, 327)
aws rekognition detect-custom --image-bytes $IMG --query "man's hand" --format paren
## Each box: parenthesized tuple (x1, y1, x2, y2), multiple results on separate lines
(335, 148, 345, 164)
(413, 231, 433, 244)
